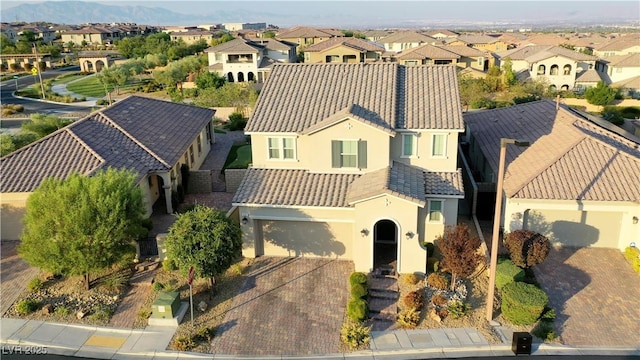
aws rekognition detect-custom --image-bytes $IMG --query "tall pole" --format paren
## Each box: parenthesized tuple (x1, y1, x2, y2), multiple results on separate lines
(33, 43, 46, 100)
(486, 139, 509, 322)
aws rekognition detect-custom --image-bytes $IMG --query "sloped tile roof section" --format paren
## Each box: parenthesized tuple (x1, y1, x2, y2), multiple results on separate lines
(232, 168, 359, 207)
(441, 45, 485, 57)
(247, 63, 463, 133)
(1, 129, 103, 193)
(277, 26, 337, 39)
(464, 100, 640, 202)
(101, 96, 215, 166)
(596, 36, 640, 51)
(612, 75, 640, 89)
(204, 38, 263, 53)
(576, 69, 603, 83)
(600, 53, 640, 67)
(496, 45, 597, 62)
(425, 169, 464, 197)
(301, 105, 396, 136)
(304, 37, 384, 52)
(2, 96, 214, 193)
(455, 34, 500, 44)
(402, 65, 463, 130)
(346, 161, 427, 205)
(397, 44, 459, 60)
(379, 31, 437, 45)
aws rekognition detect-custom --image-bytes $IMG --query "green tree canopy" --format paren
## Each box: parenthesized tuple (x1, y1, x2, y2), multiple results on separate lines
(585, 81, 617, 106)
(19, 168, 146, 290)
(165, 205, 241, 295)
(21, 113, 73, 138)
(193, 82, 259, 108)
(195, 70, 226, 90)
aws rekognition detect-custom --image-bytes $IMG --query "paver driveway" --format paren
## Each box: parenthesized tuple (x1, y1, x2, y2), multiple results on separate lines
(210, 257, 353, 356)
(533, 247, 640, 347)
(0, 241, 39, 315)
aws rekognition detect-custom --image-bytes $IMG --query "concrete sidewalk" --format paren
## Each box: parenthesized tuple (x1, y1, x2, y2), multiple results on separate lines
(2, 317, 638, 359)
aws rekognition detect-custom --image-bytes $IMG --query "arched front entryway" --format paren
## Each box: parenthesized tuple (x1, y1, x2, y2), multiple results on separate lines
(373, 219, 398, 274)
(227, 72, 234, 82)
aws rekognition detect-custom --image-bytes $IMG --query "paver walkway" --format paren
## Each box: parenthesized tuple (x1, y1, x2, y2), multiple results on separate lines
(534, 247, 640, 347)
(108, 262, 159, 329)
(200, 130, 246, 192)
(210, 257, 353, 356)
(0, 241, 39, 315)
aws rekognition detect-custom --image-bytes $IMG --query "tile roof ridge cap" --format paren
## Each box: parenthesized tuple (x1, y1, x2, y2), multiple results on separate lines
(98, 111, 171, 168)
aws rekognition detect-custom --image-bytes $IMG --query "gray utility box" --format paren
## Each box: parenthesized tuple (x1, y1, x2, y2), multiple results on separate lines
(151, 291, 180, 319)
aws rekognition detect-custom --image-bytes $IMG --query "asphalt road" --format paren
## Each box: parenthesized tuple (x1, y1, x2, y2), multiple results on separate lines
(0, 66, 96, 115)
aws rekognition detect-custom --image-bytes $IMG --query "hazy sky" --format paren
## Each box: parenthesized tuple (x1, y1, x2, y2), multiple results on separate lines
(2, 1, 639, 27)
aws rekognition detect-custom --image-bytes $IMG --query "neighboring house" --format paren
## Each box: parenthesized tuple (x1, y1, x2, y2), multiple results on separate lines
(231, 63, 465, 274)
(517, 33, 568, 47)
(574, 69, 604, 94)
(611, 75, 640, 99)
(16, 25, 57, 44)
(495, 45, 598, 90)
(441, 45, 488, 71)
(378, 31, 439, 52)
(361, 30, 393, 43)
(223, 23, 267, 31)
(0, 96, 215, 241)
(169, 29, 215, 44)
(446, 34, 508, 52)
(463, 100, 640, 249)
(302, 37, 384, 63)
(276, 26, 342, 48)
(395, 44, 459, 66)
(60, 26, 120, 46)
(0, 23, 18, 42)
(595, 53, 640, 85)
(424, 29, 459, 40)
(205, 37, 296, 83)
(593, 35, 640, 58)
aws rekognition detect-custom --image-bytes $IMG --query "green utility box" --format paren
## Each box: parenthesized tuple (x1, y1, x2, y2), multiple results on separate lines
(151, 291, 180, 319)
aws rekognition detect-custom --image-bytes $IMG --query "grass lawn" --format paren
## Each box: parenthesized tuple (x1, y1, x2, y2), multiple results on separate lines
(51, 74, 86, 85)
(66, 75, 114, 97)
(223, 143, 252, 169)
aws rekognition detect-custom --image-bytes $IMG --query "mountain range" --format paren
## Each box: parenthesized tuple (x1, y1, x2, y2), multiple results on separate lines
(1, 1, 639, 29)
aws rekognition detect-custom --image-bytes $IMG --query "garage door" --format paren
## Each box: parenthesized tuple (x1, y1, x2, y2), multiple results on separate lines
(258, 220, 352, 259)
(523, 209, 621, 248)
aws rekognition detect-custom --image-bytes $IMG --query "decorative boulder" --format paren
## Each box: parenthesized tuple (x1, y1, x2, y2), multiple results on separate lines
(198, 301, 208, 312)
(76, 310, 87, 319)
(429, 308, 441, 322)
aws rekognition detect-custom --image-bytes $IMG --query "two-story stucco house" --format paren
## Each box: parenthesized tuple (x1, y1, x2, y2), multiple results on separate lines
(302, 37, 384, 63)
(378, 31, 439, 52)
(1, 96, 215, 241)
(593, 35, 640, 58)
(205, 38, 297, 83)
(395, 44, 487, 71)
(495, 45, 598, 90)
(231, 63, 465, 275)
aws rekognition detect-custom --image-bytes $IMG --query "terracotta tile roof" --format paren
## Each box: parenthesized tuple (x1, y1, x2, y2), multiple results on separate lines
(361, 30, 393, 38)
(424, 30, 459, 38)
(204, 38, 263, 53)
(612, 75, 640, 89)
(520, 34, 569, 46)
(425, 169, 465, 197)
(303, 37, 384, 53)
(276, 26, 339, 39)
(575, 69, 603, 83)
(397, 44, 459, 60)
(246, 63, 463, 133)
(454, 34, 500, 45)
(464, 100, 640, 202)
(170, 30, 214, 36)
(600, 53, 640, 67)
(301, 104, 395, 136)
(1, 96, 215, 193)
(379, 31, 438, 45)
(441, 45, 485, 58)
(497, 45, 596, 62)
(246, 38, 296, 51)
(595, 36, 640, 51)
(232, 168, 359, 207)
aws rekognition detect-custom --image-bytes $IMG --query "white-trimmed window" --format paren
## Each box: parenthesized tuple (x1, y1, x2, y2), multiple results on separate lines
(331, 140, 367, 169)
(402, 133, 417, 157)
(431, 134, 447, 157)
(267, 137, 296, 160)
(428, 200, 443, 222)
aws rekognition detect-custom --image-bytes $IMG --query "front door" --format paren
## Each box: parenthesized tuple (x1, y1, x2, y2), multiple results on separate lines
(373, 219, 397, 273)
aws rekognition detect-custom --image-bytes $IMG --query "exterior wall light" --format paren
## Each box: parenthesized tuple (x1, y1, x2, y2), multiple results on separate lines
(633, 216, 638, 225)
(360, 228, 369, 236)
(405, 231, 415, 239)
(241, 216, 248, 225)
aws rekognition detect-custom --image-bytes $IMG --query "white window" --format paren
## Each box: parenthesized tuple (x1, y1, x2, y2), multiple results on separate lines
(340, 140, 358, 167)
(267, 137, 296, 160)
(431, 134, 447, 157)
(428, 200, 443, 222)
(402, 133, 417, 157)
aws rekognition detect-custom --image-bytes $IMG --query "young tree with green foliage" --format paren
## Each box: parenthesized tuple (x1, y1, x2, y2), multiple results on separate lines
(585, 81, 617, 106)
(195, 71, 226, 90)
(165, 205, 241, 297)
(501, 58, 517, 89)
(20, 113, 73, 138)
(193, 82, 259, 108)
(19, 168, 146, 290)
(436, 224, 484, 290)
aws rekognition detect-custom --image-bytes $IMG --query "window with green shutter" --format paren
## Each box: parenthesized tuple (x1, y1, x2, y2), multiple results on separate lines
(331, 140, 367, 168)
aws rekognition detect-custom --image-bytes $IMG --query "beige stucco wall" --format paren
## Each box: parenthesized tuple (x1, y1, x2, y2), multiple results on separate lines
(306, 46, 363, 64)
(0, 192, 31, 240)
(390, 130, 460, 172)
(249, 117, 392, 173)
(504, 198, 640, 249)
